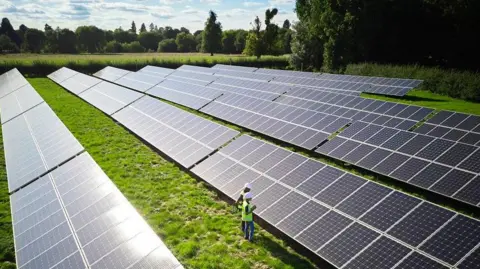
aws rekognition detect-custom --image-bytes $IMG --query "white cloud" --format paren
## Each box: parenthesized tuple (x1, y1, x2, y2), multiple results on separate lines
(269, 0, 294, 5)
(159, 0, 185, 4)
(243, 1, 263, 7)
(200, 0, 221, 5)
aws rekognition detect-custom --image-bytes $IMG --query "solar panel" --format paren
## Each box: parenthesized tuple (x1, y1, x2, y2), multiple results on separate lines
(79, 81, 144, 115)
(212, 64, 258, 72)
(193, 134, 478, 268)
(10, 152, 183, 269)
(316, 121, 480, 207)
(146, 79, 223, 110)
(213, 69, 275, 82)
(177, 64, 215, 74)
(47, 67, 78, 84)
(93, 66, 131, 81)
(113, 96, 239, 168)
(254, 68, 319, 78)
(0, 83, 44, 124)
(0, 68, 29, 98)
(2, 103, 84, 193)
(114, 71, 165, 92)
(167, 70, 218, 86)
(59, 72, 102, 95)
(138, 65, 175, 76)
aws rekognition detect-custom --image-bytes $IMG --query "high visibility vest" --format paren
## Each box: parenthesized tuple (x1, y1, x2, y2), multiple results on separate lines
(237, 191, 246, 209)
(242, 201, 253, 222)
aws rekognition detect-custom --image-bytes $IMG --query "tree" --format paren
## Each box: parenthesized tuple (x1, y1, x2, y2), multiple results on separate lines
(76, 26, 106, 53)
(201, 10, 222, 56)
(244, 16, 263, 58)
(180, 27, 190, 34)
(149, 23, 154, 32)
(122, 41, 145, 52)
(162, 26, 180, 39)
(138, 31, 162, 51)
(234, 30, 247, 53)
(57, 29, 76, 53)
(24, 28, 45, 53)
(1, 18, 21, 47)
(105, 30, 114, 42)
(113, 28, 136, 43)
(282, 19, 290, 29)
(0, 35, 19, 52)
(44, 24, 58, 53)
(140, 23, 147, 33)
(194, 30, 203, 51)
(264, 8, 278, 54)
(157, 38, 177, 52)
(175, 32, 196, 52)
(130, 21, 136, 34)
(289, 21, 323, 71)
(105, 41, 122, 53)
(221, 30, 237, 54)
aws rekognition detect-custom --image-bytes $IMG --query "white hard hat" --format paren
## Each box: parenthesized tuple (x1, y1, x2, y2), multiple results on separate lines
(244, 192, 253, 199)
(244, 183, 252, 189)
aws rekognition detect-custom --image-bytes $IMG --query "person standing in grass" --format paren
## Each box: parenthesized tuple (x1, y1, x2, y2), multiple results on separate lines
(236, 183, 252, 231)
(242, 192, 256, 242)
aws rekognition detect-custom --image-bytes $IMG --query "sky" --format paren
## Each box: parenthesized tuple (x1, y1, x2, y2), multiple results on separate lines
(0, 0, 297, 32)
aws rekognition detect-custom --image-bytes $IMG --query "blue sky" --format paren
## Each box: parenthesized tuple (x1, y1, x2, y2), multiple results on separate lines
(0, 0, 297, 32)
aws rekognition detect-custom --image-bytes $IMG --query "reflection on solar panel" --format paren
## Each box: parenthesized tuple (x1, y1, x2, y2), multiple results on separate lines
(276, 94, 433, 131)
(114, 71, 165, 92)
(147, 79, 223, 110)
(272, 75, 371, 94)
(167, 70, 218, 86)
(212, 76, 289, 94)
(201, 92, 350, 149)
(79, 81, 144, 115)
(10, 152, 183, 269)
(2, 103, 84, 193)
(414, 111, 480, 146)
(254, 68, 320, 78)
(94, 66, 131, 81)
(177, 65, 215, 74)
(138, 65, 175, 76)
(0, 68, 28, 98)
(113, 96, 239, 168)
(213, 69, 275, 82)
(0, 84, 44, 124)
(191, 134, 479, 268)
(317, 120, 480, 207)
(212, 64, 258, 72)
(47, 67, 78, 84)
(59, 72, 102, 95)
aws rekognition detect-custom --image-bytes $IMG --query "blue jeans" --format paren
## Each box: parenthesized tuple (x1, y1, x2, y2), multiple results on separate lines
(243, 221, 254, 241)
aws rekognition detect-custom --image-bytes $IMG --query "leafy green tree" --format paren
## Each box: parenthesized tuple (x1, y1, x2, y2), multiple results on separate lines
(157, 38, 177, 52)
(58, 29, 76, 53)
(105, 30, 114, 42)
(44, 24, 58, 53)
(1, 18, 21, 46)
(282, 19, 290, 29)
(113, 28, 136, 43)
(24, 28, 45, 53)
(149, 23, 154, 32)
(76, 26, 105, 53)
(105, 40, 122, 53)
(244, 16, 263, 58)
(0, 35, 19, 52)
(138, 31, 162, 51)
(130, 21, 137, 34)
(162, 26, 180, 39)
(289, 21, 323, 71)
(175, 32, 196, 52)
(264, 8, 278, 54)
(194, 30, 203, 52)
(201, 10, 222, 56)
(180, 27, 190, 34)
(140, 23, 147, 33)
(123, 41, 144, 52)
(234, 30, 247, 53)
(221, 30, 237, 54)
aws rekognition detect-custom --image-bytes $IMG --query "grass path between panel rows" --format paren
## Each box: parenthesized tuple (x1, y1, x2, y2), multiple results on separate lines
(0, 78, 317, 269)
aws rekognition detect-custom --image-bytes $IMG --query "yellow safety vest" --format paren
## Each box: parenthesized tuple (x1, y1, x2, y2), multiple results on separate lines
(237, 191, 246, 209)
(242, 201, 253, 222)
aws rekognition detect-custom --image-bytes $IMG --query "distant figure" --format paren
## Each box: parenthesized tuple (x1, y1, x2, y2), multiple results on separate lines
(241, 192, 256, 242)
(237, 183, 252, 231)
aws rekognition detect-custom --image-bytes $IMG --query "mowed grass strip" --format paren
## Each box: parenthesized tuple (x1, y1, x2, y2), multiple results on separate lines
(25, 78, 317, 269)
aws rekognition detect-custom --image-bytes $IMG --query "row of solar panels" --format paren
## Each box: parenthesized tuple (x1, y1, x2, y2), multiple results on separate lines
(89, 65, 480, 209)
(0, 69, 183, 269)
(47, 67, 480, 269)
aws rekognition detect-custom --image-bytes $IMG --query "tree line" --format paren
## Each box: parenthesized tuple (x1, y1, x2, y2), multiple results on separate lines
(291, 0, 480, 71)
(0, 10, 292, 57)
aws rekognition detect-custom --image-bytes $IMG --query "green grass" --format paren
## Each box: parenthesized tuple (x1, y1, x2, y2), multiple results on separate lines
(0, 78, 316, 269)
(362, 89, 480, 115)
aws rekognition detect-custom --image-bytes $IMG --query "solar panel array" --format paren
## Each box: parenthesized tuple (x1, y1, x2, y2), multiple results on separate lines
(1, 68, 184, 269)
(59, 72, 102, 95)
(0, 84, 44, 124)
(11, 152, 183, 269)
(192, 135, 480, 269)
(414, 111, 480, 146)
(2, 103, 84, 193)
(113, 96, 239, 168)
(47, 67, 78, 84)
(317, 121, 480, 207)
(93, 66, 131, 82)
(138, 65, 175, 76)
(0, 68, 29, 98)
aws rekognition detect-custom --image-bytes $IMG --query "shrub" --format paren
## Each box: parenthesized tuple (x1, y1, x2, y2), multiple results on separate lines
(157, 39, 177, 52)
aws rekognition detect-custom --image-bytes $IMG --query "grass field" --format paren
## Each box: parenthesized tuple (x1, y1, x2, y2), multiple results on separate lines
(0, 78, 319, 269)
